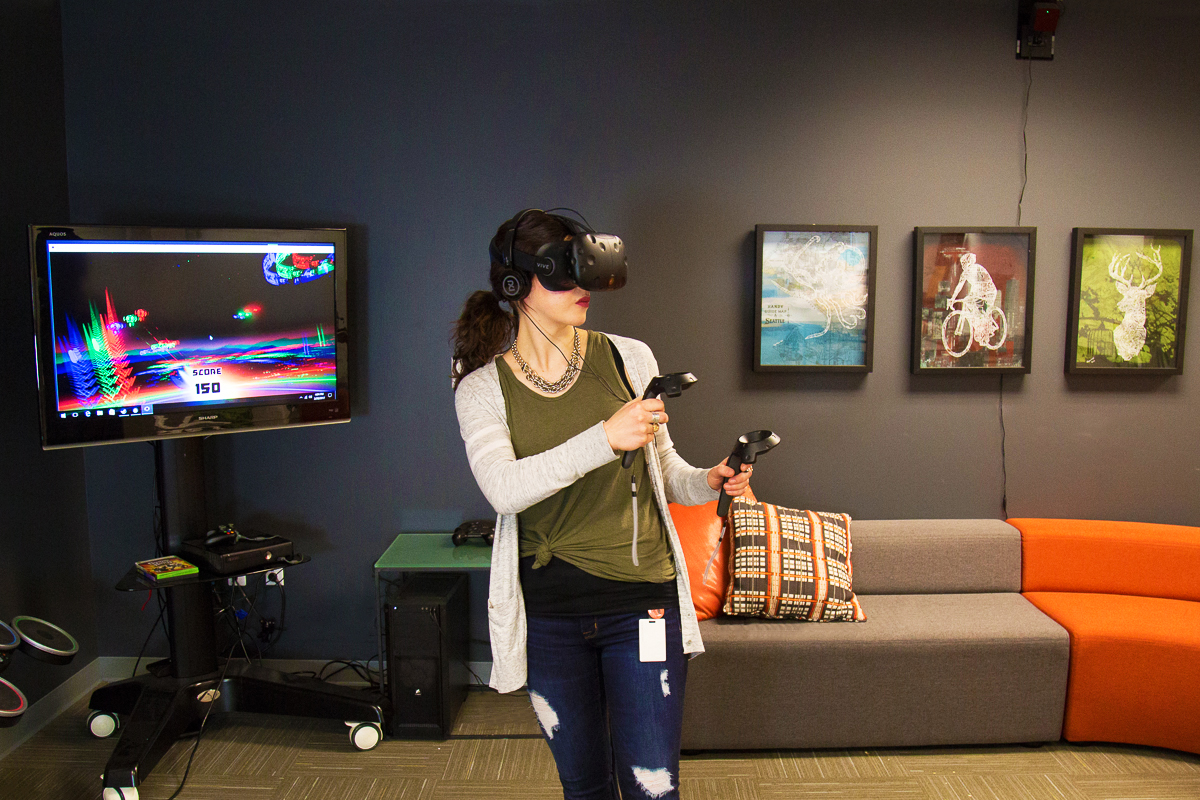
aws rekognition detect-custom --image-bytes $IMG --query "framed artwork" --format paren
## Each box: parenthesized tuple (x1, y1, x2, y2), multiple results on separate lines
(912, 227, 1036, 374)
(754, 224, 877, 373)
(1067, 228, 1192, 375)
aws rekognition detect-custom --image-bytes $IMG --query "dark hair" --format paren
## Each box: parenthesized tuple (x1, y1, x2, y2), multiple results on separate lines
(451, 211, 571, 389)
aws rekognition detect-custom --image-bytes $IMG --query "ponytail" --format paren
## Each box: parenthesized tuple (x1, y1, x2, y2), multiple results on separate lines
(451, 289, 515, 389)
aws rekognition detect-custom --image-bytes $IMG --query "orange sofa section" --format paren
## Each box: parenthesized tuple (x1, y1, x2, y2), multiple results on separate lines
(1023, 592, 1200, 755)
(1011, 518, 1200, 602)
(1014, 518, 1200, 755)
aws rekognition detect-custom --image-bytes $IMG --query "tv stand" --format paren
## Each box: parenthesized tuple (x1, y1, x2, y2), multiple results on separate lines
(88, 439, 384, 800)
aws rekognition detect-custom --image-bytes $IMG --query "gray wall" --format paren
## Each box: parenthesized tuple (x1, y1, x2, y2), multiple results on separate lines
(0, 0, 97, 704)
(50, 1, 1200, 658)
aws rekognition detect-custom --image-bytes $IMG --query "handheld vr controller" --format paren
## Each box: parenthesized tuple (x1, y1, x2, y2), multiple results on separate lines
(621, 372, 698, 468)
(716, 430, 781, 517)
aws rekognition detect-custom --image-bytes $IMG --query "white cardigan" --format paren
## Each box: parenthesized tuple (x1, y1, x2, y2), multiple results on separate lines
(453, 332, 716, 693)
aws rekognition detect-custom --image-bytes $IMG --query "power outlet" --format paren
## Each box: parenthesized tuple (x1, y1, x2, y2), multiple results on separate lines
(265, 568, 285, 586)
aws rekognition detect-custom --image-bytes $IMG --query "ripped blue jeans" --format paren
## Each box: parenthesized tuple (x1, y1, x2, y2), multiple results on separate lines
(526, 609, 688, 800)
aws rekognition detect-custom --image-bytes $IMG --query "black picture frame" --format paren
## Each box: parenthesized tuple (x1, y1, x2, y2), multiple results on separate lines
(753, 224, 877, 373)
(1066, 228, 1192, 375)
(912, 227, 1036, 374)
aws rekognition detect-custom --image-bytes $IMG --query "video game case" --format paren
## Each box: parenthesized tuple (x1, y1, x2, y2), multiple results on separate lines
(135, 555, 199, 581)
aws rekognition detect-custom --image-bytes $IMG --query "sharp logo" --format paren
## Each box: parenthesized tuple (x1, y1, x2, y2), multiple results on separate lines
(198, 415, 218, 421)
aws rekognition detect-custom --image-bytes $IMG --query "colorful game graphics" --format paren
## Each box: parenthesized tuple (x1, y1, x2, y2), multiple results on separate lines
(263, 251, 333, 286)
(56, 290, 136, 408)
(233, 304, 261, 320)
(52, 254, 337, 412)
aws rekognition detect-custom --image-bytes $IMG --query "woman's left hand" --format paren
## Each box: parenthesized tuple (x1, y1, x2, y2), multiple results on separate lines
(707, 457, 753, 496)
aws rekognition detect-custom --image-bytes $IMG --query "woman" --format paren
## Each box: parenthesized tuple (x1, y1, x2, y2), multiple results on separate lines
(452, 209, 751, 800)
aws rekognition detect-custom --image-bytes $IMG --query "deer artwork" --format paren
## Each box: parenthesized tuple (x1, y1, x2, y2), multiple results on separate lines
(1108, 245, 1164, 361)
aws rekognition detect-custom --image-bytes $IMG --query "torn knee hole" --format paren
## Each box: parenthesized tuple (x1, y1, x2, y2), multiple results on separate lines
(528, 690, 561, 740)
(632, 766, 674, 798)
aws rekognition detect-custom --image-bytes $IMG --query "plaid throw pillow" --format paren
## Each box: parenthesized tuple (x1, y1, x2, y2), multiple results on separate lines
(722, 496, 866, 621)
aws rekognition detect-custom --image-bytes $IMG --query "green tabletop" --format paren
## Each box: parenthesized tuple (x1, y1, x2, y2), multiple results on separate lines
(374, 531, 493, 570)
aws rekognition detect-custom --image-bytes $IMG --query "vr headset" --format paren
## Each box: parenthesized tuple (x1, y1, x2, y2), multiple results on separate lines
(489, 208, 628, 301)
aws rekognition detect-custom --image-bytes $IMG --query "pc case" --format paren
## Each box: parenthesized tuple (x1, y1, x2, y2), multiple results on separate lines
(385, 573, 469, 739)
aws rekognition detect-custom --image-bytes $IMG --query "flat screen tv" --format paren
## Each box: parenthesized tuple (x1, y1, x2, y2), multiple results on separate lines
(28, 225, 350, 449)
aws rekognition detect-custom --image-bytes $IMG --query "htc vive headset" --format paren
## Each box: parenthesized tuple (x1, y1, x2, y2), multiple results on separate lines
(490, 208, 628, 301)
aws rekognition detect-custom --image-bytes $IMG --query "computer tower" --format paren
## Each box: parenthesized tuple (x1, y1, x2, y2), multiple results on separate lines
(385, 573, 469, 739)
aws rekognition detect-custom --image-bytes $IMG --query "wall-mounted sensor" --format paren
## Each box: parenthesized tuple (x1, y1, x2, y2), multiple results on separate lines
(1017, 0, 1062, 60)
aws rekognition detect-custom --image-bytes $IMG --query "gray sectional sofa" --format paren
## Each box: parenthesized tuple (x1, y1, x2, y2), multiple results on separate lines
(680, 519, 1070, 750)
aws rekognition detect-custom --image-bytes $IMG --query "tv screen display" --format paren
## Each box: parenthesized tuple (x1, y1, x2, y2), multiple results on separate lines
(28, 225, 350, 449)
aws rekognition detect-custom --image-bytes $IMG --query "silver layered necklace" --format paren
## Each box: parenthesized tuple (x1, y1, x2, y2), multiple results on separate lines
(510, 328, 582, 394)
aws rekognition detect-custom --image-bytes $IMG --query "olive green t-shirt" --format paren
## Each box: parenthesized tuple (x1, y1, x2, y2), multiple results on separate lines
(496, 330, 675, 584)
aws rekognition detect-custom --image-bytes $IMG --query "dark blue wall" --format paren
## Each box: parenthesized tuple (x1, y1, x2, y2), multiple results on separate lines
(1, 0, 97, 705)
(51, 1, 1200, 658)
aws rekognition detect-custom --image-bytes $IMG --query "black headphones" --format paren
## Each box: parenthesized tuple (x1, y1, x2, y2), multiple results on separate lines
(489, 208, 628, 302)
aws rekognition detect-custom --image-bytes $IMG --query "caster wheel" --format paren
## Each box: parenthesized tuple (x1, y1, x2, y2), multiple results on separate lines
(88, 710, 120, 739)
(102, 787, 139, 800)
(348, 721, 382, 751)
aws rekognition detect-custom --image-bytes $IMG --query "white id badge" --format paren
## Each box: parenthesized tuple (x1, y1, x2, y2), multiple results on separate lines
(639, 618, 666, 662)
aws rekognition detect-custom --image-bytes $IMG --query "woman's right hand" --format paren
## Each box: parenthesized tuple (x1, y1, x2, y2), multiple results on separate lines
(603, 398, 668, 454)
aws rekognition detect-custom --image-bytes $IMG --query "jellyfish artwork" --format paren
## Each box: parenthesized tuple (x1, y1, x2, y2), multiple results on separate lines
(768, 234, 869, 339)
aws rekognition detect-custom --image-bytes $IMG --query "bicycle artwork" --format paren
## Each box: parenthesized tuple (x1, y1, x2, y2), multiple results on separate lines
(941, 253, 1007, 358)
(912, 227, 1035, 374)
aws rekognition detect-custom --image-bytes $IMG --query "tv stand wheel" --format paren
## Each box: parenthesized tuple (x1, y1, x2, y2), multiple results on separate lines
(87, 710, 120, 739)
(102, 786, 138, 800)
(348, 721, 382, 751)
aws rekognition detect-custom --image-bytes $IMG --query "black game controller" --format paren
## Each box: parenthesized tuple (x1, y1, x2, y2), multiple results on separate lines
(452, 520, 495, 546)
(203, 523, 239, 547)
(716, 430, 781, 517)
(202, 524, 273, 548)
(621, 372, 698, 468)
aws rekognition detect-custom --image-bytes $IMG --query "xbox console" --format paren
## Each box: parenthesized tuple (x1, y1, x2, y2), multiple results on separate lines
(181, 535, 293, 575)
